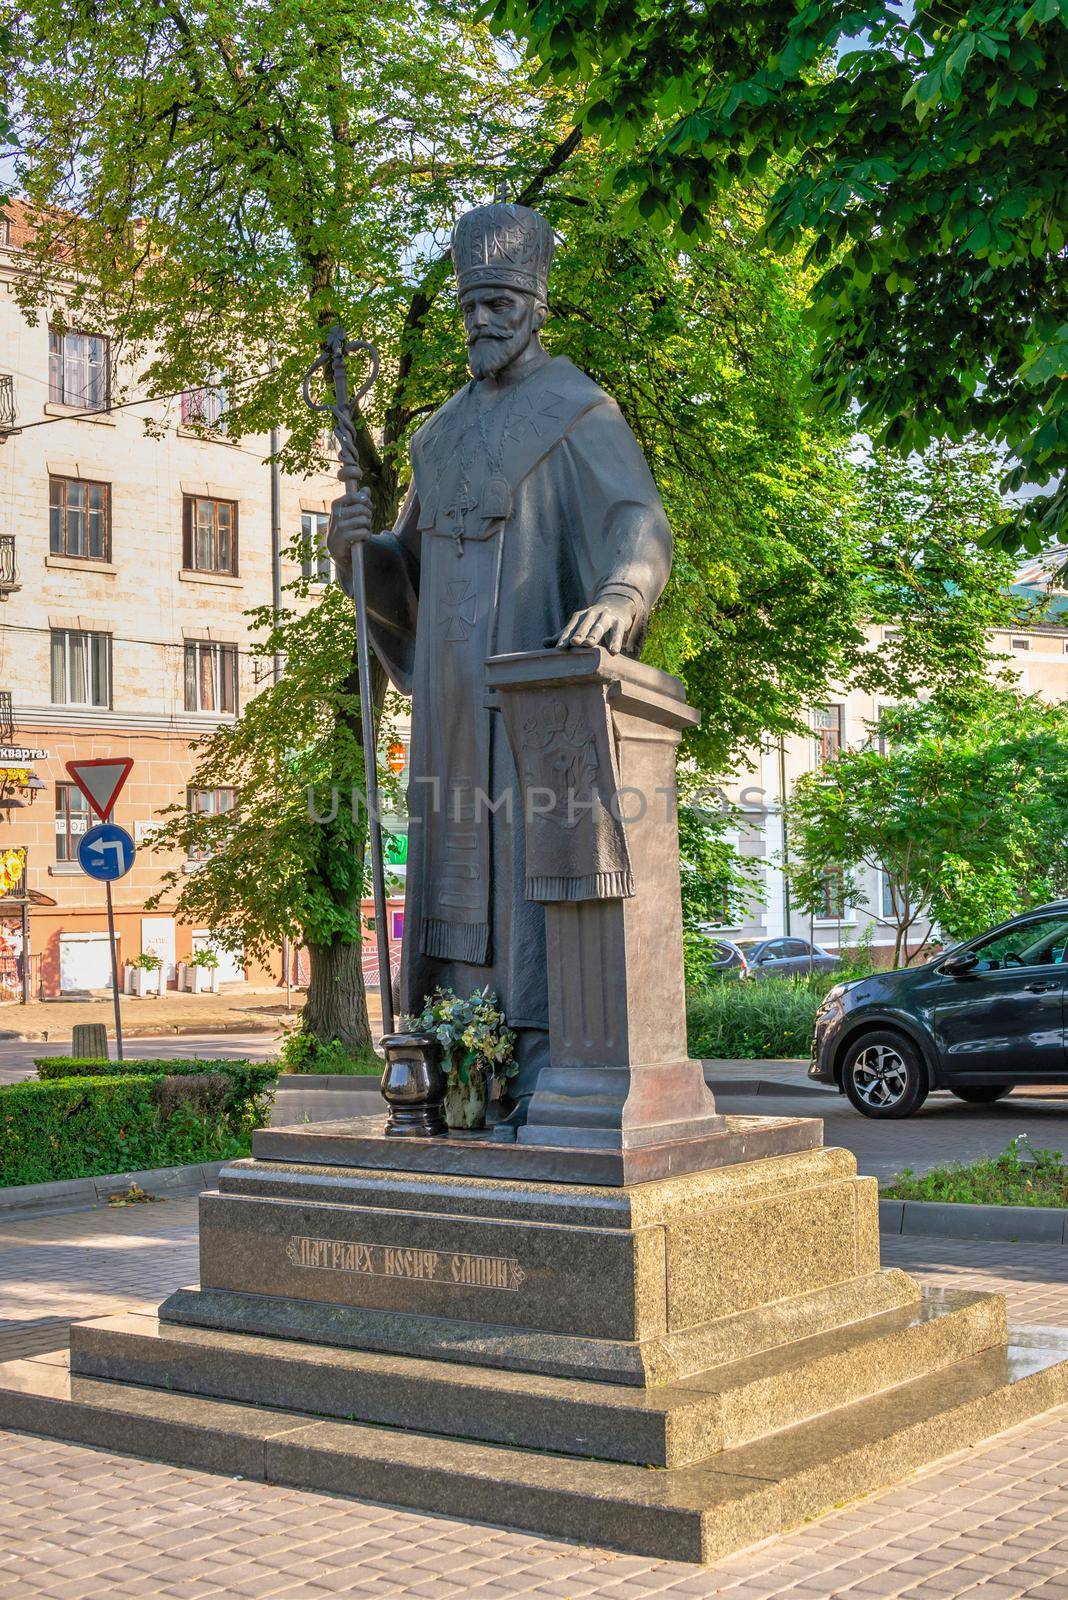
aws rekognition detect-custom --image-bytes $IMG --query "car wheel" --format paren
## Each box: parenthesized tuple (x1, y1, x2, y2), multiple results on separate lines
(950, 1085, 1012, 1104)
(841, 1031, 929, 1118)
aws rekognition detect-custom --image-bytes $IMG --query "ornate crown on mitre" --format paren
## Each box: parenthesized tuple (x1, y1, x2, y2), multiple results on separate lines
(451, 202, 555, 300)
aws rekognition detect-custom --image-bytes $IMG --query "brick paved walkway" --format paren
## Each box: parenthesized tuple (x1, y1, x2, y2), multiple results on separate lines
(3, 1202, 1068, 1597)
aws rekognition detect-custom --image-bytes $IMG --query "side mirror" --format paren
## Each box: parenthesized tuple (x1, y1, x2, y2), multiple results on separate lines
(941, 951, 979, 977)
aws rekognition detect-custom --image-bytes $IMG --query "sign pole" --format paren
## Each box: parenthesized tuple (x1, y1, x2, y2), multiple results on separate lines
(104, 879, 124, 1062)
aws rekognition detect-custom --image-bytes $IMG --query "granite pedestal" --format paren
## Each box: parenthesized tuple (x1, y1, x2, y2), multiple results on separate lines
(3, 1120, 1068, 1562)
(1, 658, 1065, 1559)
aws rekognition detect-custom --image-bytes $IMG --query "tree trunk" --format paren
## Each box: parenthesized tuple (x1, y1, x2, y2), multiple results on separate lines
(303, 938, 374, 1054)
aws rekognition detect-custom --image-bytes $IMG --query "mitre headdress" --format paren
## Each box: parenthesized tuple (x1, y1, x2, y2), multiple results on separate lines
(451, 202, 554, 301)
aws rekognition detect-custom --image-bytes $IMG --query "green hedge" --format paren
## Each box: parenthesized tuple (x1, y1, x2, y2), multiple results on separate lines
(34, 1057, 278, 1127)
(0, 1074, 256, 1187)
(687, 978, 824, 1060)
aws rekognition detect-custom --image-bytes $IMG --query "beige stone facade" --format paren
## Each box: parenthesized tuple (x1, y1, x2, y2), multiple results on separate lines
(0, 209, 405, 1000)
(717, 606, 1068, 959)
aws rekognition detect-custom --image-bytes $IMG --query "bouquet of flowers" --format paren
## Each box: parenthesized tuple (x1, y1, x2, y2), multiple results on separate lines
(403, 986, 517, 1092)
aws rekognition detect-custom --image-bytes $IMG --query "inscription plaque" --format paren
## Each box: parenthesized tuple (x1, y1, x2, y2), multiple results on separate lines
(285, 1234, 526, 1292)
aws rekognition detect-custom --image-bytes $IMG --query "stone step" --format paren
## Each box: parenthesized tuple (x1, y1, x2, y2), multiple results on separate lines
(67, 1287, 1005, 1467)
(1, 1335, 1067, 1562)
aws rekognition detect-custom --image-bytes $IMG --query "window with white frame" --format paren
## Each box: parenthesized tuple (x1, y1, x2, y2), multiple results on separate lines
(48, 329, 110, 410)
(50, 628, 111, 707)
(300, 511, 333, 584)
(184, 641, 238, 714)
(55, 783, 91, 861)
(187, 786, 236, 861)
(181, 382, 228, 432)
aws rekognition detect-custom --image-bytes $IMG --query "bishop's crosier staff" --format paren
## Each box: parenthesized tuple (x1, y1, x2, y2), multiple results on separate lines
(301, 326, 395, 1034)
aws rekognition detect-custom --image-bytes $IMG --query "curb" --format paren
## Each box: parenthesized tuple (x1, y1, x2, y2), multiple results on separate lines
(275, 1074, 382, 1090)
(878, 1196, 1068, 1245)
(704, 1076, 828, 1098)
(0, 1160, 227, 1216)
(272, 1072, 830, 1097)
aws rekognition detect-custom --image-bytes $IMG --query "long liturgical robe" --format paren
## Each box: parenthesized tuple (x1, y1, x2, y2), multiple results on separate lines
(356, 355, 671, 1088)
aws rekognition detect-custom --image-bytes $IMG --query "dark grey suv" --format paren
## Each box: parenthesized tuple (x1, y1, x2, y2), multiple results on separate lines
(810, 902, 1068, 1117)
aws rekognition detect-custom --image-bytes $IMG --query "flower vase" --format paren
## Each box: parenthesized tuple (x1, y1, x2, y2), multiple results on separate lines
(443, 1060, 488, 1131)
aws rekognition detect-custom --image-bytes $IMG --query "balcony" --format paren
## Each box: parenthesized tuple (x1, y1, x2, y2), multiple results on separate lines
(0, 536, 18, 599)
(0, 375, 13, 432)
(0, 692, 13, 745)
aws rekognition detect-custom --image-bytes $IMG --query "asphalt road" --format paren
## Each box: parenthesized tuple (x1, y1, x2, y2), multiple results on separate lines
(0, 1031, 278, 1083)
(714, 1085, 1068, 1182)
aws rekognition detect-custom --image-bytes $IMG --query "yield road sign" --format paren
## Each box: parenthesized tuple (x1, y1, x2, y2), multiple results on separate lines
(65, 757, 134, 821)
(78, 823, 136, 882)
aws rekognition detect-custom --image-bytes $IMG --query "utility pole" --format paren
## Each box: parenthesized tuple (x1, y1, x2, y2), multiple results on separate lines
(269, 348, 283, 684)
(268, 361, 288, 988)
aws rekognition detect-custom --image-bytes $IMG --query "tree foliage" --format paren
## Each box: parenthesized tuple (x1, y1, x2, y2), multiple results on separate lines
(145, 573, 403, 1050)
(788, 693, 1068, 965)
(848, 439, 1031, 711)
(490, 0, 1068, 553)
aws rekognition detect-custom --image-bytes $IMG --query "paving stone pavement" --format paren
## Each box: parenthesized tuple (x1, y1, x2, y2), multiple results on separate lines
(3, 1202, 1068, 1596)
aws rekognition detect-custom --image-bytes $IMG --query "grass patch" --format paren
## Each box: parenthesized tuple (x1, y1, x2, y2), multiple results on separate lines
(277, 1028, 384, 1075)
(882, 1138, 1068, 1208)
(686, 976, 825, 1059)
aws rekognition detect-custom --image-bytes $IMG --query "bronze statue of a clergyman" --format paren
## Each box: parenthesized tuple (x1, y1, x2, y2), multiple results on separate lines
(329, 200, 672, 1131)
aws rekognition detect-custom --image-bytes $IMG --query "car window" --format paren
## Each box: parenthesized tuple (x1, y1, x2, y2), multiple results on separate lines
(970, 916, 1068, 971)
(762, 940, 787, 959)
(782, 939, 810, 957)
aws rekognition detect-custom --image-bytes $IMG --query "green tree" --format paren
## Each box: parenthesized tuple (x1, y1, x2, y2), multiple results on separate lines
(850, 439, 1032, 711)
(491, 0, 1068, 552)
(788, 694, 1068, 966)
(146, 574, 400, 1052)
(677, 793, 764, 986)
(6, 0, 584, 1047)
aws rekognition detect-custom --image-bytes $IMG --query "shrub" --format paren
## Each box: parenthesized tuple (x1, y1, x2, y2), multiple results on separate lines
(0, 1074, 252, 1187)
(276, 1025, 383, 1076)
(33, 1057, 278, 1131)
(687, 977, 822, 1059)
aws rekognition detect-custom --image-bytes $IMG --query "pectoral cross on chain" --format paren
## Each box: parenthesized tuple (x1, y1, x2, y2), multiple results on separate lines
(443, 479, 479, 557)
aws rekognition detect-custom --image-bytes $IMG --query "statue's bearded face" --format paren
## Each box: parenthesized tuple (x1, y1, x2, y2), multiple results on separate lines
(460, 286, 544, 380)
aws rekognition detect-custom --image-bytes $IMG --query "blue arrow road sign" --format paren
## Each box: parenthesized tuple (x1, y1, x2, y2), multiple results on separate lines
(78, 823, 136, 882)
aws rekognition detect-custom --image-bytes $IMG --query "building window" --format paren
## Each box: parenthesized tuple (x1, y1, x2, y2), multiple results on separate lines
(0, 217, 10, 248)
(49, 476, 110, 561)
(184, 641, 238, 713)
(813, 705, 842, 765)
(1011, 637, 1030, 651)
(182, 495, 237, 576)
(881, 875, 897, 920)
(300, 511, 332, 584)
(181, 383, 228, 432)
(50, 628, 111, 707)
(818, 866, 846, 919)
(187, 786, 235, 861)
(48, 329, 110, 410)
(55, 783, 91, 862)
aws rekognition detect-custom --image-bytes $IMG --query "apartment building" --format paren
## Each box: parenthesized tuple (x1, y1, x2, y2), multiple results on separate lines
(716, 582, 1068, 961)
(0, 202, 406, 1000)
